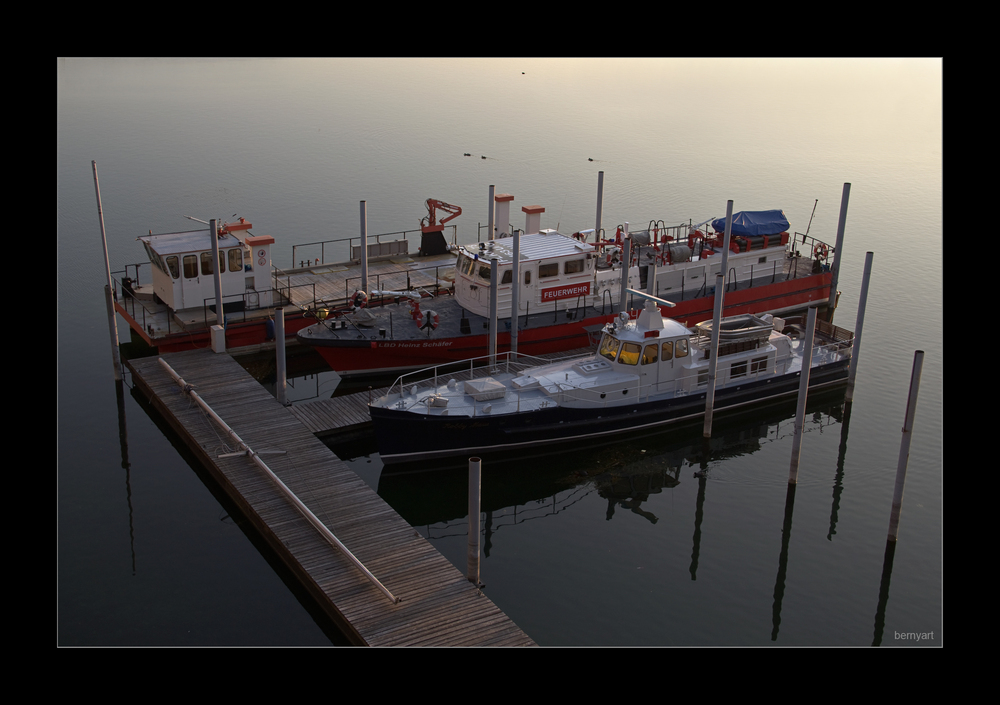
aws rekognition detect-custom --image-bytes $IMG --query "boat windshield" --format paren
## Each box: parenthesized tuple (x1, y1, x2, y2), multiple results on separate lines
(599, 334, 621, 362)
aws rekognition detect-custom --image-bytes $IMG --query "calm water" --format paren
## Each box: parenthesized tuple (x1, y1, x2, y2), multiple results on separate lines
(57, 58, 942, 646)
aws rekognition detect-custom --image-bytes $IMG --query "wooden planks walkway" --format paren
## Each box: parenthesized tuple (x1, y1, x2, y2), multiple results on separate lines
(126, 349, 534, 646)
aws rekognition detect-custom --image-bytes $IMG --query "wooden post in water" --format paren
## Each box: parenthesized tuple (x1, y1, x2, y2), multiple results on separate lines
(887, 350, 924, 542)
(846, 251, 874, 403)
(468, 457, 482, 586)
(788, 306, 819, 484)
(276, 307, 288, 406)
(703, 201, 734, 438)
(91, 160, 122, 382)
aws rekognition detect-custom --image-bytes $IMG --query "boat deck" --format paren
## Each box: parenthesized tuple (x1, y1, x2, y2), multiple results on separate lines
(279, 251, 458, 311)
(125, 348, 535, 646)
(116, 252, 459, 346)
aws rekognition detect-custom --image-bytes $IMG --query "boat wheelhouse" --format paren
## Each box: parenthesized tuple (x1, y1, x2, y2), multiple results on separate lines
(132, 218, 274, 312)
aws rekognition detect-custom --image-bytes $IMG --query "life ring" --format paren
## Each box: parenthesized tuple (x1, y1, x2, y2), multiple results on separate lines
(419, 310, 439, 333)
(352, 290, 368, 308)
(813, 242, 829, 261)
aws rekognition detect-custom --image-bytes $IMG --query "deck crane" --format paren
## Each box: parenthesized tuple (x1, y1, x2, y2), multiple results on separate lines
(419, 198, 462, 256)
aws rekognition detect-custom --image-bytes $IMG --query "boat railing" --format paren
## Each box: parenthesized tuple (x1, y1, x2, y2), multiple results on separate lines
(198, 287, 291, 328)
(111, 269, 168, 335)
(378, 350, 587, 409)
(788, 231, 835, 275)
(341, 263, 454, 303)
(290, 224, 458, 269)
(779, 315, 854, 349)
(532, 336, 852, 409)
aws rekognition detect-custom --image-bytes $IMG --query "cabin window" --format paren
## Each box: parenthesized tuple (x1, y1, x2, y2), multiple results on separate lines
(458, 255, 475, 277)
(201, 251, 224, 276)
(731, 361, 747, 379)
(228, 248, 243, 272)
(501, 269, 512, 284)
(478, 265, 492, 281)
(697, 369, 708, 386)
(565, 259, 585, 274)
(538, 262, 559, 278)
(524, 270, 531, 285)
(618, 342, 641, 365)
(758, 256, 767, 264)
(642, 344, 659, 365)
(599, 335, 621, 362)
(166, 256, 180, 279)
(676, 339, 689, 358)
(661, 340, 673, 360)
(751, 356, 768, 374)
(183, 255, 198, 278)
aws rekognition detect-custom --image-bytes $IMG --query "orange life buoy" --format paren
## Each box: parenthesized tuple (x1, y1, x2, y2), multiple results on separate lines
(419, 310, 439, 333)
(813, 242, 829, 261)
(352, 290, 368, 308)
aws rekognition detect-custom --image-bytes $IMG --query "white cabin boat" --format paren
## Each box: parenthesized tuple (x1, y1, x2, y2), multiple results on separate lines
(369, 293, 854, 464)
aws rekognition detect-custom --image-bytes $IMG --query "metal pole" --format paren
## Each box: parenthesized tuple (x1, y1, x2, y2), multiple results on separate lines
(276, 307, 288, 406)
(828, 183, 851, 309)
(788, 306, 819, 484)
(846, 251, 874, 403)
(92, 161, 122, 382)
(703, 202, 733, 438)
(617, 233, 631, 314)
(468, 456, 482, 586)
(511, 228, 520, 359)
(211, 219, 224, 331)
(595, 171, 604, 237)
(887, 350, 924, 542)
(702, 273, 725, 438)
(489, 258, 498, 367)
(718, 200, 734, 291)
(157, 358, 399, 604)
(488, 185, 495, 241)
(359, 200, 369, 296)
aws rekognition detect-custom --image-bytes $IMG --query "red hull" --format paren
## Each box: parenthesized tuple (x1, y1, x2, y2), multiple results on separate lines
(311, 272, 833, 376)
(115, 301, 313, 353)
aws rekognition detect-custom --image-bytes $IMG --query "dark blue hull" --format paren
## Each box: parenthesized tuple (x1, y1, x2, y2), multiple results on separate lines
(371, 360, 850, 464)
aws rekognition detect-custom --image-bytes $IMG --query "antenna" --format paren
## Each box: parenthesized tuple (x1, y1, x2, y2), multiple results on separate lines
(805, 199, 818, 237)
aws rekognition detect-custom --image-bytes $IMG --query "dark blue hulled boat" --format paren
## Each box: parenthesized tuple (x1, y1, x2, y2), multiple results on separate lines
(368, 293, 853, 465)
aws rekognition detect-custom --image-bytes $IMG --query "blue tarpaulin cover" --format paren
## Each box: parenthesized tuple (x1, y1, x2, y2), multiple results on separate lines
(711, 210, 789, 237)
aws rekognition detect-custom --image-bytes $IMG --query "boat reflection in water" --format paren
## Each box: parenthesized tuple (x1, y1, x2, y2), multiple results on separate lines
(371, 388, 848, 534)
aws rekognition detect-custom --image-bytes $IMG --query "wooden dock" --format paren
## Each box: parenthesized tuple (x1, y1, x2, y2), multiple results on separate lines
(126, 349, 535, 646)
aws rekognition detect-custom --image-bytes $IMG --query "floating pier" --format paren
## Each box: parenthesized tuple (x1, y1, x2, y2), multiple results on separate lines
(126, 349, 535, 646)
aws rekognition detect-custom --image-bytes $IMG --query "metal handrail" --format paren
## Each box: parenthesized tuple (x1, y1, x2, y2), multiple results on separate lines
(159, 358, 400, 604)
(291, 224, 458, 267)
